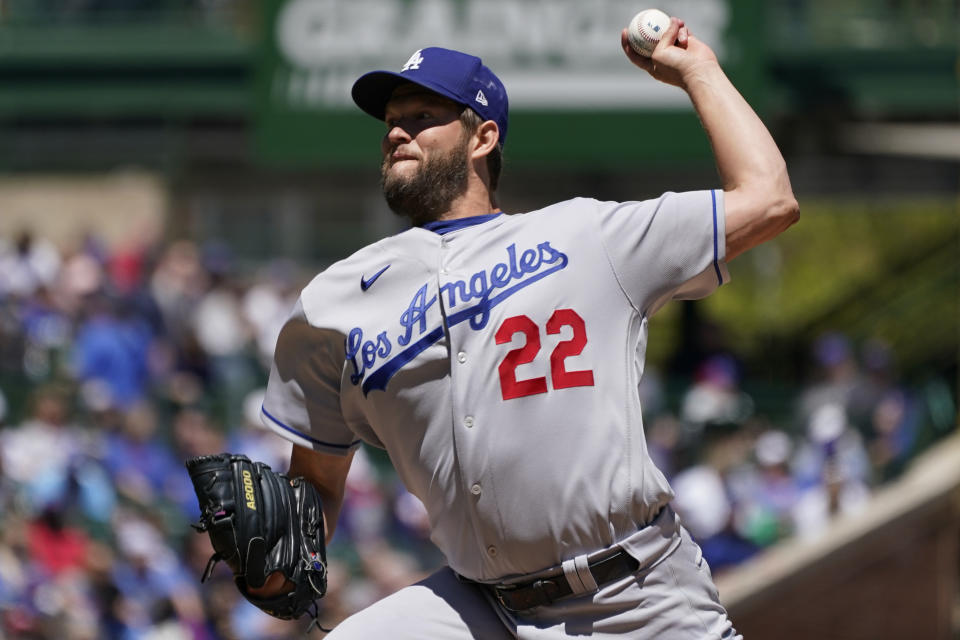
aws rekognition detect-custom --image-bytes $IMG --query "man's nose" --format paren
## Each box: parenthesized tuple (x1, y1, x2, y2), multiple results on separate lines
(385, 125, 412, 146)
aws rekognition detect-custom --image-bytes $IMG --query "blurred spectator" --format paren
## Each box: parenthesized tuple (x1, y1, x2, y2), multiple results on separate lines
(27, 507, 88, 576)
(150, 240, 208, 348)
(672, 422, 760, 572)
(192, 245, 257, 429)
(72, 294, 155, 410)
(57, 247, 105, 314)
(867, 387, 918, 481)
(241, 260, 300, 368)
(0, 231, 61, 299)
(100, 403, 181, 509)
(851, 339, 920, 482)
(796, 332, 863, 429)
(0, 297, 25, 378)
(20, 286, 72, 382)
(193, 275, 249, 367)
(110, 512, 208, 636)
(791, 403, 872, 538)
(846, 337, 897, 431)
(107, 235, 154, 297)
(729, 429, 802, 547)
(1, 385, 89, 509)
(171, 407, 226, 462)
(681, 354, 754, 429)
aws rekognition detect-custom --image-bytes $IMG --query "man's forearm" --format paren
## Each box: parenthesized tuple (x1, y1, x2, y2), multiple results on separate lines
(289, 445, 354, 544)
(683, 61, 790, 195)
(681, 59, 798, 259)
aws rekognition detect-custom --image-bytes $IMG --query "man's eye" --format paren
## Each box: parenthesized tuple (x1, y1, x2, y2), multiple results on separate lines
(417, 112, 433, 120)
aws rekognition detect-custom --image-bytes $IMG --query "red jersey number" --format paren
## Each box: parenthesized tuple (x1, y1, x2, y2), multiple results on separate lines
(546, 308, 596, 390)
(495, 315, 548, 400)
(495, 309, 594, 401)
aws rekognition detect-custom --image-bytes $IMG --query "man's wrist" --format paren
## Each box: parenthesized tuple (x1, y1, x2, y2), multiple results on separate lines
(680, 59, 725, 93)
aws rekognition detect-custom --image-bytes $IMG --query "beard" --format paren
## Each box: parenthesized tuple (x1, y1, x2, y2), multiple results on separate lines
(380, 133, 470, 226)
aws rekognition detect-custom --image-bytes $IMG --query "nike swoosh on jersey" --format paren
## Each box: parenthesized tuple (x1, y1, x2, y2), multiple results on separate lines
(360, 264, 391, 291)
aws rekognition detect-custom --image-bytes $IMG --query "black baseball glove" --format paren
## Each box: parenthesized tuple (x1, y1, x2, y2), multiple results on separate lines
(185, 453, 328, 624)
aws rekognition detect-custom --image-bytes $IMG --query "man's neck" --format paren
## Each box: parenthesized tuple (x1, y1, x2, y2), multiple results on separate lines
(435, 182, 497, 221)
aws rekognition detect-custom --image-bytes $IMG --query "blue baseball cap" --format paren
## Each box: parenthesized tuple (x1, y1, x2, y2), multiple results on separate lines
(352, 47, 509, 145)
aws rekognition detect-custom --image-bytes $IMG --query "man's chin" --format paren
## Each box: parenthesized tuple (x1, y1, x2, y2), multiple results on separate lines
(385, 159, 417, 178)
(383, 189, 436, 224)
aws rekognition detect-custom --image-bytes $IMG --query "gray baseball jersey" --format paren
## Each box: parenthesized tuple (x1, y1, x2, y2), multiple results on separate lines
(261, 190, 728, 582)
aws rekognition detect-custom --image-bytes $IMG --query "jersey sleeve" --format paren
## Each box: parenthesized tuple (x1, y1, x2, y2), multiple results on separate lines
(595, 189, 730, 316)
(260, 298, 361, 456)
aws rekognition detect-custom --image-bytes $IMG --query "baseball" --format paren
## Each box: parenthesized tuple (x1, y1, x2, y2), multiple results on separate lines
(627, 9, 671, 57)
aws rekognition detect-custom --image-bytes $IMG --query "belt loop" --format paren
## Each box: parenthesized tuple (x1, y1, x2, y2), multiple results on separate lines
(574, 554, 599, 592)
(561, 555, 593, 595)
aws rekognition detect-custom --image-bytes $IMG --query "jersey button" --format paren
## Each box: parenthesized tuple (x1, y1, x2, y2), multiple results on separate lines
(457, 351, 467, 364)
(463, 416, 474, 428)
(470, 483, 481, 495)
(487, 546, 498, 556)
(440, 267, 449, 275)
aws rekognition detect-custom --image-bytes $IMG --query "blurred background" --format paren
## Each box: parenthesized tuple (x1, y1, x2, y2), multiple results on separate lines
(0, 0, 956, 638)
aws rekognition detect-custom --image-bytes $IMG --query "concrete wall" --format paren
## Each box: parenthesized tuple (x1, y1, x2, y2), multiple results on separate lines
(718, 433, 960, 640)
(0, 171, 166, 251)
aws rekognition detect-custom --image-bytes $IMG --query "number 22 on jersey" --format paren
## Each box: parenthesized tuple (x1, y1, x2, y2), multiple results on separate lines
(494, 308, 594, 401)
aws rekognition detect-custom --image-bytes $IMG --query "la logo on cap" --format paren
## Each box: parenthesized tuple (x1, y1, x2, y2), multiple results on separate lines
(401, 50, 424, 72)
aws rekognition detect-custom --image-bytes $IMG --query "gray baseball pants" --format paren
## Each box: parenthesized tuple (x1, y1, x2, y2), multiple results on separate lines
(327, 510, 741, 639)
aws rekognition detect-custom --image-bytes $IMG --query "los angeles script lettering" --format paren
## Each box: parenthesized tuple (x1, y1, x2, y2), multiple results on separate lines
(345, 241, 568, 389)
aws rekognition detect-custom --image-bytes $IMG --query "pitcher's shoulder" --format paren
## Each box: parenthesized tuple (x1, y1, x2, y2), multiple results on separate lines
(502, 198, 607, 234)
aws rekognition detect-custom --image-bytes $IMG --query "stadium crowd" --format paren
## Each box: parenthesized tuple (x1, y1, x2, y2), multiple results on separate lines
(0, 228, 948, 639)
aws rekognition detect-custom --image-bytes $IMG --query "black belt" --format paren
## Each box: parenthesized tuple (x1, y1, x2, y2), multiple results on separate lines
(486, 550, 640, 612)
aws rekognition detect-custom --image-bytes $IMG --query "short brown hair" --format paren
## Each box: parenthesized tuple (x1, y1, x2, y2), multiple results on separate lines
(459, 108, 503, 195)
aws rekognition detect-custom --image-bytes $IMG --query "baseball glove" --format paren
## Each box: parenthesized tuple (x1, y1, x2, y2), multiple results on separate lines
(185, 453, 328, 625)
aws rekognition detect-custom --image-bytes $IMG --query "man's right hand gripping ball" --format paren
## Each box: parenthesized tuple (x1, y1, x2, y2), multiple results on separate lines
(185, 453, 328, 622)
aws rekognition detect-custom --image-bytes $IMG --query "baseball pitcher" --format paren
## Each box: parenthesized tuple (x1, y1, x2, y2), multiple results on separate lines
(187, 14, 798, 639)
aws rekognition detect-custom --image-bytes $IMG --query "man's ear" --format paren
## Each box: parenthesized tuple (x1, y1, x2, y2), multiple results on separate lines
(471, 120, 500, 159)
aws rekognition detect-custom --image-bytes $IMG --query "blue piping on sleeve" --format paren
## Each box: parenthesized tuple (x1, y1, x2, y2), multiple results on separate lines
(711, 189, 723, 285)
(260, 405, 360, 450)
